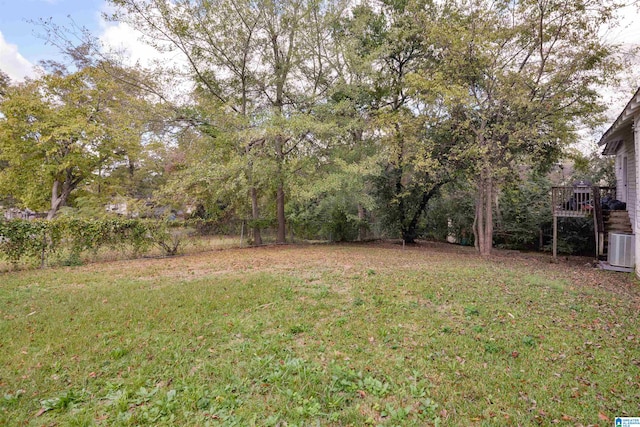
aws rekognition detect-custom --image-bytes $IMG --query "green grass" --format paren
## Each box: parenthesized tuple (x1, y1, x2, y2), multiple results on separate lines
(0, 243, 638, 425)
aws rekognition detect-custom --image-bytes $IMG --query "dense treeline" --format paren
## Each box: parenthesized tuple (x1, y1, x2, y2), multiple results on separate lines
(0, 0, 625, 256)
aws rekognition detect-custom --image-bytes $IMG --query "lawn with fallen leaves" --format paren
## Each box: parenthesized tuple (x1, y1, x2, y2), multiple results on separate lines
(1, 241, 638, 425)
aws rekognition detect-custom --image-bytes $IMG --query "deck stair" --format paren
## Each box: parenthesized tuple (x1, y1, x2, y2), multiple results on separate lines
(552, 185, 622, 259)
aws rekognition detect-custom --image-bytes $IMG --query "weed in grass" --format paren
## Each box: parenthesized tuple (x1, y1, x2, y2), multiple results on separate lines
(282, 286, 294, 300)
(464, 306, 480, 316)
(109, 347, 128, 359)
(286, 390, 322, 417)
(335, 316, 348, 327)
(315, 285, 330, 299)
(104, 388, 131, 413)
(2, 389, 24, 407)
(40, 389, 86, 413)
(409, 382, 429, 398)
(353, 296, 365, 306)
(360, 375, 391, 397)
(472, 325, 484, 333)
(484, 342, 501, 354)
(522, 335, 537, 347)
(289, 324, 308, 335)
(381, 402, 412, 422)
(372, 294, 386, 306)
(417, 397, 439, 420)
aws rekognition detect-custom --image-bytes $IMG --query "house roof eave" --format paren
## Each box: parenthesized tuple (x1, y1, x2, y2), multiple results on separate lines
(598, 86, 640, 154)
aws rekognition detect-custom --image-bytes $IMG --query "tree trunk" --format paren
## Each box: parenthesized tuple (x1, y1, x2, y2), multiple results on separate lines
(474, 167, 494, 256)
(47, 179, 72, 220)
(474, 183, 484, 253)
(357, 204, 367, 241)
(245, 143, 263, 246)
(483, 174, 494, 256)
(276, 184, 286, 243)
(275, 136, 286, 244)
(250, 186, 262, 245)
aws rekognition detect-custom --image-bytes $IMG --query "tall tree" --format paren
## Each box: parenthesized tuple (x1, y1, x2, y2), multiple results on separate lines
(411, 0, 623, 255)
(108, 0, 344, 243)
(333, 0, 463, 242)
(0, 71, 9, 99)
(0, 64, 151, 219)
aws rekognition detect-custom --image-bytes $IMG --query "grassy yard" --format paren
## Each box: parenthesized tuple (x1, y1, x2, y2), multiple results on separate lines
(0, 242, 638, 426)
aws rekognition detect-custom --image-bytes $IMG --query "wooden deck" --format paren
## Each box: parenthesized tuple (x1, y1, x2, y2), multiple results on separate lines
(551, 186, 617, 259)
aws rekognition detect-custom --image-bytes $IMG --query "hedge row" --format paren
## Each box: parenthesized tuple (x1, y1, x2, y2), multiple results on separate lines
(0, 218, 225, 267)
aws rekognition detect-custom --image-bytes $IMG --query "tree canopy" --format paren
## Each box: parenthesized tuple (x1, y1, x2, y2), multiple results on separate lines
(0, 0, 629, 254)
(0, 64, 157, 219)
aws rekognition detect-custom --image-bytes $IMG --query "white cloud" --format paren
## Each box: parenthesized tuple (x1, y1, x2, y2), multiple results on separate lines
(97, 3, 192, 102)
(0, 31, 36, 82)
(97, 2, 183, 70)
(98, 21, 169, 68)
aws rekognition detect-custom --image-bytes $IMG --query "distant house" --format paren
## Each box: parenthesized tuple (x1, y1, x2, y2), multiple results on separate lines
(3, 207, 39, 220)
(598, 87, 640, 276)
(105, 201, 130, 216)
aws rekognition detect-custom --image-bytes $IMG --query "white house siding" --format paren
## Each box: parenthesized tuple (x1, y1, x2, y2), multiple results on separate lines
(615, 134, 637, 233)
(599, 88, 640, 276)
(635, 114, 640, 277)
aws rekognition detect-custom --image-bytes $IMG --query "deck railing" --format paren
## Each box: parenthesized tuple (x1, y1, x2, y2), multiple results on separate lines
(551, 186, 616, 218)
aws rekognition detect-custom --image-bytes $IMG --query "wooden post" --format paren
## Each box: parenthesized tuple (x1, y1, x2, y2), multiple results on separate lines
(552, 186, 558, 260)
(553, 214, 558, 260)
(593, 207, 599, 261)
(592, 186, 604, 258)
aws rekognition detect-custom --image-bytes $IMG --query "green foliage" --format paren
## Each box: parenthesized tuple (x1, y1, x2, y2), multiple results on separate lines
(40, 389, 86, 414)
(146, 221, 190, 256)
(288, 155, 377, 242)
(551, 217, 595, 256)
(0, 0, 626, 255)
(62, 218, 150, 256)
(424, 182, 475, 245)
(0, 218, 229, 267)
(0, 220, 52, 265)
(0, 65, 153, 218)
(407, 0, 622, 254)
(494, 173, 552, 250)
(567, 146, 616, 187)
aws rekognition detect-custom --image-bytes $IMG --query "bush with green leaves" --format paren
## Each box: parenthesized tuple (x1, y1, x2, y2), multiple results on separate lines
(62, 218, 151, 256)
(0, 217, 226, 268)
(494, 174, 552, 251)
(424, 182, 475, 246)
(0, 220, 51, 265)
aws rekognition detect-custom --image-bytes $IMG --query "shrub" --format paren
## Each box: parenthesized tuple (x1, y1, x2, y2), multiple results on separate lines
(0, 217, 225, 268)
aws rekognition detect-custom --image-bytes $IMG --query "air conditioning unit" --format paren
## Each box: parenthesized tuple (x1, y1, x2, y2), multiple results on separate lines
(608, 233, 635, 268)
